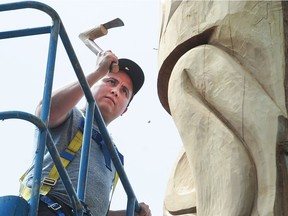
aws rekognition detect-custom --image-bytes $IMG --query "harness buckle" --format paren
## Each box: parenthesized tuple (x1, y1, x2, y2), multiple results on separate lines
(48, 202, 62, 211)
(42, 177, 57, 186)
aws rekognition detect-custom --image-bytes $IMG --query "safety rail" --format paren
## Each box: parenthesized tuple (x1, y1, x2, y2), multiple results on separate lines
(0, 1, 140, 216)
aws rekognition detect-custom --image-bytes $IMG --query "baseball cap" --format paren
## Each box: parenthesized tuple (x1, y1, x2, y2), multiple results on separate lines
(118, 58, 145, 95)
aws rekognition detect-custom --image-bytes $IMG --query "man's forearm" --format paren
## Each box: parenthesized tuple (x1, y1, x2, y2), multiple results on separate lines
(35, 66, 105, 128)
(35, 80, 84, 128)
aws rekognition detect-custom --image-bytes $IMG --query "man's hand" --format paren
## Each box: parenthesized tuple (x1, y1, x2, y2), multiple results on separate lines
(135, 202, 151, 216)
(94, 50, 118, 77)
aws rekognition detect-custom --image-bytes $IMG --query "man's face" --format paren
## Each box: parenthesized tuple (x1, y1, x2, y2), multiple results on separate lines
(92, 71, 133, 125)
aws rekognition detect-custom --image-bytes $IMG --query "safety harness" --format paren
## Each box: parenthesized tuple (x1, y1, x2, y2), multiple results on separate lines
(19, 116, 123, 215)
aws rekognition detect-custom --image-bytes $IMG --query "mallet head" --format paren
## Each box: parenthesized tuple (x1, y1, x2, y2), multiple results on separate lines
(79, 18, 124, 73)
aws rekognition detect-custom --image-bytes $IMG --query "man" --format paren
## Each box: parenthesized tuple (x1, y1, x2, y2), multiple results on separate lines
(22, 50, 151, 216)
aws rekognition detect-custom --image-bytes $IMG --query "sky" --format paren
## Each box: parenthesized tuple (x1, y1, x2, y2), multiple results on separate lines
(0, 0, 182, 215)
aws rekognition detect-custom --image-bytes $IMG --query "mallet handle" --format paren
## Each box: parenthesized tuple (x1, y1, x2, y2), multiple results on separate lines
(80, 25, 108, 40)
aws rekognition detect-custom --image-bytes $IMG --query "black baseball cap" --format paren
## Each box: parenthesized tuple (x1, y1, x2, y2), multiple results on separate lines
(118, 58, 145, 95)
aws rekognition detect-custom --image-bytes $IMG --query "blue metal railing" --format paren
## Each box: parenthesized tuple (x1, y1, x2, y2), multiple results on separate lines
(0, 1, 140, 215)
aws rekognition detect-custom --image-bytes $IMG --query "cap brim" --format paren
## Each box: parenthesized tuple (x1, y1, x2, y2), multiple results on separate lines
(118, 58, 145, 95)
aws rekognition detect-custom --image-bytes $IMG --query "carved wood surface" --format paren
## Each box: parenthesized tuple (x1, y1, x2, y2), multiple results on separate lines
(158, 1, 288, 215)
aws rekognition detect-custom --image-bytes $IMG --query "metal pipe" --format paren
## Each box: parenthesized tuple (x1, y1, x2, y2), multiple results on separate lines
(93, 101, 141, 214)
(0, 1, 141, 215)
(77, 102, 95, 201)
(0, 26, 51, 39)
(29, 17, 60, 216)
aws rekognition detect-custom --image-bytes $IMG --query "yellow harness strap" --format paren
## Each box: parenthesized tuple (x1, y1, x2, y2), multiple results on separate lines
(19, 128, 119, 213)
(19, 130, 83, 201)
(106, 172, 119, 215)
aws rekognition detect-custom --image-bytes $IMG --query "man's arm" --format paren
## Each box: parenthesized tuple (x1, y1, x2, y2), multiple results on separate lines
(35, 51, 118, 128)
(108, 202, 151, 216)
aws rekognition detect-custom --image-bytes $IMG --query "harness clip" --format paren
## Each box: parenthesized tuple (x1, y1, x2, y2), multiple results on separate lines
(48, 202, 62, 211)
(42, 177, 57, 186)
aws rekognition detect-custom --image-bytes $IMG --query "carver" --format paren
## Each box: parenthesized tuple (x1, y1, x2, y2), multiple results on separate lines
(21, 50, 151, 216)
